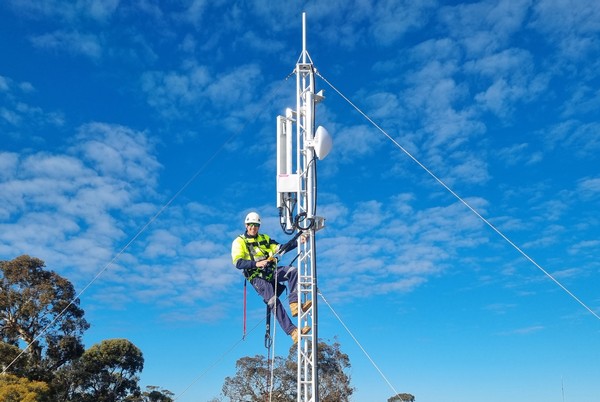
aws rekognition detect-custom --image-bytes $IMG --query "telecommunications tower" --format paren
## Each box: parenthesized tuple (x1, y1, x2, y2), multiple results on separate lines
(276, 12, 332, 402)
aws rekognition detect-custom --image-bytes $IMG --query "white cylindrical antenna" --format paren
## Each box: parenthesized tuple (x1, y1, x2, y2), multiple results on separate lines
(285, 108, 294, 173)
(276, 115, 286, 179)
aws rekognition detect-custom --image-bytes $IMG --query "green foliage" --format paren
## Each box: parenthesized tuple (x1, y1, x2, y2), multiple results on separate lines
(0, 341, 32, 377)
(1, 255, 174, 401)
(221, 339, 354, 402)
(315, 340, 354, 401)
(0, 255, 89, 378)
(0, 373, 50, 402)
(223, 354, 290, 402)
(135, 385, 175, 401)
(388, 392, 416, 402)
(54, 338, 144, 402)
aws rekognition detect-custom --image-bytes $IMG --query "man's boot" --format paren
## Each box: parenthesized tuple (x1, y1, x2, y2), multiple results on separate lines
(290, 326, 311, 344)
(290, 300, 313, 317)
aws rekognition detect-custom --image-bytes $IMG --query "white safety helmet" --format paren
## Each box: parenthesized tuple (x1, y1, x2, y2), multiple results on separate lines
(244, 212, 261, 226)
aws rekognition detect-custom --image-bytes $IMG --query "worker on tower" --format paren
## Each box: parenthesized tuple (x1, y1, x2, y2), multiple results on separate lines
(232, 211, 311, 343)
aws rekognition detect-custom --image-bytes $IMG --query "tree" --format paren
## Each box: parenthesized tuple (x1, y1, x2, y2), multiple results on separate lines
(285, 340, 354, 402)
(0, 255, 89, 379)
(136, 385, 175, 401)
(1, 255, 175, 401)
(55, 338, 144, 402)
(0, 373, 50, 402)
(317, 340, 354, 401)
(0, 341, 32, 377)
(389, 393, 415, 402)
(221, 339, 354, 402)
(222, 355, 289, 402)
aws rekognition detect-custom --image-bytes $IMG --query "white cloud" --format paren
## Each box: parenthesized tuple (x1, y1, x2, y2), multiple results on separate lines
(0, 123, 162, 281)
(8, 1, 160, 65)
(84, 0, 120, 22)
(316, 196, 490, 300)
(531, 0, 600, 38)
(0, 153, 19, 182)
(0, 76, 10, 92)
(205, 64, 262, 108)
(449, 154, 490, 185)
(330, 124, 385, 163)
(528, 0, 600, 98)
(576, 177, 600, 199)
(0, 75, 63, 132)
(143, 229, 182, 258)
(364, 91, 401, 121)
(250, 0, 436, 50)
(484, 302, 517, 314)
(568, 240, 600, 258)
(370, 0, 436, 46)
(466, 48, 531, 78)
(141, 62, 263, 128)
(6, 0, 119, 22)
(30, 30, 103, 59)
(562, 86, 600, 118)
(410, 38, 462, 64)
(180, 0, 210, 26)
(496, 143, 543, 167)
(549, 267, 582, 280)
(354, 200, 387, 229)
(0, 107, 21, 126)
(503, 325, 545, 335)
(439, 0, 531, 56)
(72, 122, 161, 184)
(545, 120, 600, 157)
(462, 48, 549, 118)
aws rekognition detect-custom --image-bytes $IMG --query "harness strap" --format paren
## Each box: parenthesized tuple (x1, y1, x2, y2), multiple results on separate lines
(240, 234, 275, 281)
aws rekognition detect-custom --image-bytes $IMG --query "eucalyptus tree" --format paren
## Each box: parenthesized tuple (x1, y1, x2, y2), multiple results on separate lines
(389, 393, 416, 402)
(0, 255, 89, 379)
(0, 373, 50, 402)
(1, 255, 175, 401)
(221, 340, 354, 402)
(57, 338, 144, 402)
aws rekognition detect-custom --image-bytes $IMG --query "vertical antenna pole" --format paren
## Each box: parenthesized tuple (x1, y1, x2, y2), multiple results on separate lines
(297, 11, 318, 402)
(276, 12, 327, 402)
(302, 12, 307, 64)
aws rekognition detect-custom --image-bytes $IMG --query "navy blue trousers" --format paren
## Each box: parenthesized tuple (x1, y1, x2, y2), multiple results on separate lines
(250, 265, 298, 335)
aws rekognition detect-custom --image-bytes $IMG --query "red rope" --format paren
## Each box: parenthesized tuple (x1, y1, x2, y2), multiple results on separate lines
(243, 279, 247, 339)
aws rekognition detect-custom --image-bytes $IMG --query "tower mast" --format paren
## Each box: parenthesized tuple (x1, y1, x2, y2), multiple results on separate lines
(276, 12, 331, 402)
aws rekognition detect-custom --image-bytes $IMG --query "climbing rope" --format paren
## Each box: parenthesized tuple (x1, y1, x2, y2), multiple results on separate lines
(267, 277, 278, 402)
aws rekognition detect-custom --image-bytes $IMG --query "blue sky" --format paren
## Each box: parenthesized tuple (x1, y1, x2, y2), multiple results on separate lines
(1, 0, 599, 401)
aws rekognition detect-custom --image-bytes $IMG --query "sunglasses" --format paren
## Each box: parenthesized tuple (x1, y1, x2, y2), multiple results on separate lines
(247, 223, 260, 227)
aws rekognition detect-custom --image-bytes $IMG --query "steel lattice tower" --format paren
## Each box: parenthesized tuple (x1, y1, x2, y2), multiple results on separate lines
(276, 12, 331, 402)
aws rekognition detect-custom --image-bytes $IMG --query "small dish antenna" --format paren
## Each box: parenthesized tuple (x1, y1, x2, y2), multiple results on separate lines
(313, 126, 332, 159)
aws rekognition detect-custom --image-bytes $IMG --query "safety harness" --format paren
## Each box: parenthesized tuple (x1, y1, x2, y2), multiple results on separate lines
(239, 234, 277, 281)
(239, 233, 290, 347)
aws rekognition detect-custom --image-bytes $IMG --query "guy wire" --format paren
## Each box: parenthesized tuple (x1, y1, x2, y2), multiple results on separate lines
(316, 70, 600, 322)
(318, 289, 400, 396)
